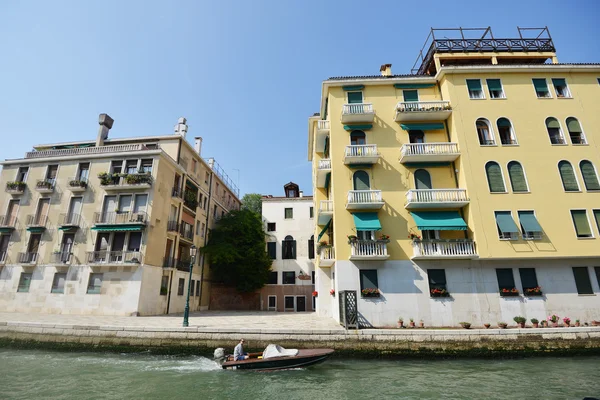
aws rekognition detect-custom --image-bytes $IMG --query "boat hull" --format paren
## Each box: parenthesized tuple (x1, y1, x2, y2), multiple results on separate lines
(221, 349, 334, 371)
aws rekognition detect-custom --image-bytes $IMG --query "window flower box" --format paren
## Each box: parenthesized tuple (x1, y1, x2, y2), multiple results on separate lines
(69, 179, 88, 189)
(377, 234, 390, 243)
(361, 288, 380, 298)
(36, 180, 53, 189)
(524, 286, 543, 296)
(6, 181, 26, 193)
(347, 235, 358, 244)
(430, 288, 450, 298)
(298, 272, 312, 281)
(500, 288, 520, 297)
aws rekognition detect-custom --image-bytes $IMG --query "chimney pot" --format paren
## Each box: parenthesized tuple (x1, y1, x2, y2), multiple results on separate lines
(194, 137, 203, 156)
(99, 113, 114, 129)
(96, 113, 113, 147)
(380, 63, 392, 76)
(174, 117, 188, 138)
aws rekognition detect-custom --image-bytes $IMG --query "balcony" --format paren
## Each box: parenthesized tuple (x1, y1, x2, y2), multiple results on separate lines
(344, 145, 379, 165)
(411, 239, 477, 260)
(349, 240, 389, 260)
(35, 179, 55, 194)
(183, 190, 198, 211)
(87, 251, 142, 266)
(167, 220, 179, 233)
(318, 200, 333, 225)
(316, 159, 331, 189)
(0, 215, 17, 233)
(405, 189, 469, 209)
(59, 213, 81, 232)
(50, 251, 74, 265)
(98, 172, 152, 191)
(26, 215, 48, 232)
(346, 190, 384, 210)
(399, 143, 460, 164)
(164, 256, 193, 272)
(179, 222, 194, 242)
(0, 251, 6, 265)
(92, 212, 147, 232)
(319, 246, 335, 267)
(67, 177, 88, 193)
(395, 101, 452, 122)
(172, 187, 183, 199)
(18, 252, 39, 265)
(315, 120, 330, 153)
(341, 103, 375, 124)
(26, 143, 159, 159)
(5, 182, 26, 195)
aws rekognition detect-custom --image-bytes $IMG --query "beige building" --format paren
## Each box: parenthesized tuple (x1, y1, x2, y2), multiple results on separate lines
(0, 114, 241, 315)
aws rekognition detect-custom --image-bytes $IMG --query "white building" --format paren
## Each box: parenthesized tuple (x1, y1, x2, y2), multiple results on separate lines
(260, 182, 315, 312)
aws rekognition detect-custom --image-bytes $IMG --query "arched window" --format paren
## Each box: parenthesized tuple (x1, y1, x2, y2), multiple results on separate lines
(282, 235, 296, 260)
(507, 161, 528, 192)
(485, 162, 506, 192)
(353, 170, 370, 190)
(497, 118, 517, 145)
(350, 130, 366, 145)
(558, 161, 579, 192)
(476, 119, 495, 145)
(566, 117, 587, 145)
(579, 160, 600, 191)
(414, 169, 432, 190)
(546, 117, 565, 145)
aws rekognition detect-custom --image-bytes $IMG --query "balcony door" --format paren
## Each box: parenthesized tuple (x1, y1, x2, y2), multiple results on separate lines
(46, 165, 58, 185)
(95, 233, 110, 262)
(357, 230, 375, 241)
(414, 169, 432, 190)
(0, 235, 10, 261)
(102, 196, 117, 223)
(35, 199, 50, 225)
(353, 171, 370, 190)
(60, 233, 74, 262)
(27, 234, 41, 261)
(111, 233, 126, 262)
(133, 194, 148, 217)
(350, 130, 366, 145)
(408, 130, 425, 144)
(67, 197, 82, 225)
(6, 200, 19, 226)
(118, 195, 132, 223)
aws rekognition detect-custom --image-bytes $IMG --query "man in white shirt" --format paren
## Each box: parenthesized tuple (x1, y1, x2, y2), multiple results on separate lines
(233, 339, 249, 361)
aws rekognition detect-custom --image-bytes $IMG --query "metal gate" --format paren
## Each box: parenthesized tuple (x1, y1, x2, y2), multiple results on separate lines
(339, 290, 358, 329)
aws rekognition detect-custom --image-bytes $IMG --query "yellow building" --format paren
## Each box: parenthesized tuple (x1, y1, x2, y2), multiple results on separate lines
(308, 27, 600, 327)
(0, 114, 240, 315)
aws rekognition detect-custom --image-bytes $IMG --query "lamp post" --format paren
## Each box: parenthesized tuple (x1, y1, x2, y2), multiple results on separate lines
(182, 245, 197, 327)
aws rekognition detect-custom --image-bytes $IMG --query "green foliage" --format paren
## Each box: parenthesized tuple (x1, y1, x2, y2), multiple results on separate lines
(201, 209, 272, 293)
(241, 193, 263, 215)
(513, 316, 527, 324)
(530, 318, 539, 324)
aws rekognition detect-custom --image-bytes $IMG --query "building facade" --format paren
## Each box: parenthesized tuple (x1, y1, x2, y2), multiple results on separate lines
(308, 27, 600, 327)
(261, 182, 315, 312)
(0, 114, 241, 315)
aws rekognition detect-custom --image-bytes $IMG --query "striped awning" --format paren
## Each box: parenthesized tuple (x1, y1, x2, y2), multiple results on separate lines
(91, 225, 144, 232)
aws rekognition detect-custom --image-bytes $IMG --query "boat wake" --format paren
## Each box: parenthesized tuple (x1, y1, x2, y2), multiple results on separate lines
(142, 356, 222, 372)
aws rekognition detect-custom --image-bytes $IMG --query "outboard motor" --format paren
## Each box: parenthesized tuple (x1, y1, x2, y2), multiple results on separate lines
(213, 348, 226, 363)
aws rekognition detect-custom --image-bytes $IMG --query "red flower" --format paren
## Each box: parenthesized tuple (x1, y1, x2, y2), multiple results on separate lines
(329, 289, 335, 295)
(312, 291, 318, 297)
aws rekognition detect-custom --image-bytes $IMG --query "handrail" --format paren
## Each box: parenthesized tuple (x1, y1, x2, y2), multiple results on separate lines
(412, 239, 476, 257)
(317, 120, 330, 130)
(320, 246, 335, 260)
(342, 103, 374, 115)
(401, 143, 459, 157)
(319, 200, 334, 212)
(405, 189, 468, 203)
(25, 143, 158, 159)
(26, 214, 48, 227)
(18, 252, 39, 264)
(345, 145, 378, 158)
(396, 100, 451, 112)
(94, 211, 147, 224)
(347, 190, 383, 204)
(318, 159, 331, 169)
(86, 251, 142, 264)
(350, 240, 387, 257)
(59, 213, 81, 226)
(0, 215, 17, 228)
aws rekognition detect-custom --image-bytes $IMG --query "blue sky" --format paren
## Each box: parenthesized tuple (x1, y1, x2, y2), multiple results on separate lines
(1, 0, 599, 197)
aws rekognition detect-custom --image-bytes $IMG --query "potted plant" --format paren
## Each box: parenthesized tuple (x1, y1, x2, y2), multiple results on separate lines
(500, 288, 520, 297)
(377, 234, 390, 243)
(69, 179, 88, 188)
(531, 318, 539, 328)
(483, 323, 491, 329)
(36, 180, 52, 189)
(498, 322, 508, 329)
(430, 288, 450, 298)
(419, 320, 424, 328)
(397, 317, 404, 329)
(312, 291, 318, 297)
(513, 316, 527, 328)
(409, 318, 415, 328)
(6, 181, 27, 191)
(563, 317, 571, 327)
(298, 272, 312, 281)
(347, 235, 358, 244)
(160, 287, 168, 295)
(541, 320, 548, 328)
(408, 233, 421, 241)
(460, 322, 471, 329)
(317, 241, 330, 254)
(525, 286, 543, 296)
(575, 319, 581, 327)
(329, 289, 335, 296)
(361, 288, 380, 298)
(547, 314, 560, 327)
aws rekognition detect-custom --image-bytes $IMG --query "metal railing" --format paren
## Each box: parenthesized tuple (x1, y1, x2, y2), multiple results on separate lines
(26, 214, 48, 227)
(350, 241, 388, 257)
(176, 258, 193, 272)
(345, 145, 378, 158)
(396, 100, 451, 112)
(59, 213, 81, 226)
(318, 159, 331, 170)
(0, 215, 17, 228)
(317, 120, 330, 131)
(319, 200, 334, 212)
(67, 176, 88, 189)
(179, 222, 194, 241)
(86, 251, 142, 264)
(94, 211, 147, 225)
(36, 179, 56, 190)
(405, 189, 468, 204)
(172, 186, 183, 198)
(347, 190, 383, 204)
(26, 143, 159, 159)
(5, 182, 26, 193)
(401, 143, 459, 158)
(320, 246, 335, 261)
(412, 239, 476, 257)
(167, 220, 179, 232)
(342, 103, 374, 115)
(99, 172, 153, 187)
(51, 251, 73, 264)
(18, 252, 38, 264)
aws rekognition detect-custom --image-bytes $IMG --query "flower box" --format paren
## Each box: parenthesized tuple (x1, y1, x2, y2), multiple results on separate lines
(524, 287, 543, 296)
(500, 289, 520, 297)
(430, 289, 450, 298)
(362, 292, 380, 298)
(361, 288, 380, 298)
(69, 180, 88, 188)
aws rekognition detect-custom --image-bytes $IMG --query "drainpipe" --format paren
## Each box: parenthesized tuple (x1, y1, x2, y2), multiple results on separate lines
(166, 270, 174, 314)
(197, 167, 214, 310)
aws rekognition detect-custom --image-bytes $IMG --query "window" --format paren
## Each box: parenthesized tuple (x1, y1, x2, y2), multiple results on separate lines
(282, 271, 295, 285)
(359, 270, 378, 293)
(45, 165, 58, 184)
(476, 119, 495, 145)
(308, 236, 315, 260)
(347, 91, 363, 104)
(200, 223, 206, 237)
(487, 79, 505, 99)
(196, 280, 201, 297)
(77, 163, 90, 182)
(191, 159, 197, 173)
(59, 233, 75, 262)
(284, 296, 295, 310)
(558, 161, 580, 192)
(497, 118, 516, 145)
(284, 208, 293, 219)
(580, 160, 600, 191)
(403, 90, 419, 102)
(16, 166, 29, 182)
(572, 267, 593, 295)
(552, 78, 571, 98)
(213, 205, 217, 219)
(427, 269, 447, 295)
(566, 117, 586, 144)
(26, 234, 42, 262)
(282, 236, 296, 259)
(466, 79, 484, 99)
(205, 171, 210, 184)
(485, 162, 506, 193)
(125, 160, 137, 174)
(495, 211, 519, 240)
(191, 280, 195, 296)
(178, 278, 185, 295)
(309, 207, 314, 219)
(496, 268, 516, 292)
(519, 268, 539, 292)
(160, 276, 169, 295)
(87, 273, 103, 294)
(507, 161, 528, 192)
(594, 210, 600, 234)
(196, 221, 201, 235)
(518, 211, 543, 240)
(546, 117, 565, 144)
(268, 271, 278, 285)
(532, 78, 551, 98)
(267, 242, 276, 259)
(140, 159, 153, 174)
(267, 223, 276, 232)
(312, 271, 315, 284)
(571, 210, 593, 238)
(268, 295, 277, 311)
(595, 267, 600, 288)
(17, 272, 32, 293)
(353, 170, 371, 190)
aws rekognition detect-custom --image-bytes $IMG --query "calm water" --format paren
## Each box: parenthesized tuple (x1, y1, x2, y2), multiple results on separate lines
(0, 349, 599, 400)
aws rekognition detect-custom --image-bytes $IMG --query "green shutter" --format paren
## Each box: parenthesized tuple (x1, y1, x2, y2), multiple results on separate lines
(559, 161, 579, 191)
(508, 162, 528, 192)
(532, 79, 549, 92)
(580, 161, 600, 190)
(485, 162, 506, 192)
(466, 79, 482, 91)
(566, 118, 582, 133)
(552, 78, 566, 87)
(487, 79, 502, 91)
(571, 210, 592, 237)
(496, 268, 516, 291)
(347, 92, 363, 104)
(518, 211, 542, 233)
(497, 118, 511, 127)
(594, 210, 600, 233)
(495, 212, 520, 233)
(403, 90, 419, 102)
(519, 268, 539, 290)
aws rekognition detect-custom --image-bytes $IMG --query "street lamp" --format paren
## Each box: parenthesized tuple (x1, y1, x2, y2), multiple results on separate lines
(182, 245, 197, 327)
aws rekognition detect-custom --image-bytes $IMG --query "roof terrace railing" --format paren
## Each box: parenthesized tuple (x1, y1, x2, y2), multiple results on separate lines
(25, 143, 159, 159)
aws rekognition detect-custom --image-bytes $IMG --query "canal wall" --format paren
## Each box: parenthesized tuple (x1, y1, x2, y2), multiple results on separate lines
(1, 321, 600, 357)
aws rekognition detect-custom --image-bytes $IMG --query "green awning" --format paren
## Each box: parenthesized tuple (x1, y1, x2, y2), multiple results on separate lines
(91, 225, 144, 232)
(347, 164, 373, 169)
(466, 79, 482, 91)
(394, 83, 435, 89)
(343, 85, 364, 91)
(26, 227, 46, 233)
(58, 226, 79, 232)
(552, 78, 566, 87)
(518, 212, 542, 233)
(410, 211, 467, 231)
(497, 118, 511, 127)
(486, 79, 502, 91)
(324, 172, 331, 190)
(495, 212, 519, 233)
(547, 118, 560, 129)
(353, 212, 382, 231)
(0, 227, 14, 233)
(567, 118, 582, 133)
(400, 123, 444, 131)
(532, 78, 548, 92)
(318, 219, 332, 240)
(343, 124, 372, 131)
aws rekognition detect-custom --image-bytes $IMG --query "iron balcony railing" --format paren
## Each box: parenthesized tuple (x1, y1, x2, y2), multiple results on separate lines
(59, 213, 81, 226)
(179, 222, 194, 241)
(18, 252, 38, 264)
(67, 176, 89, 189)
(350, 241, 388, 258)
(405, 189, 468, 204)
(347, 190, 383, 205)
(342, 103, 374, 115)
(51, 251, 73, 264)
(26, 214, 48, 227)
(318, 159, 331, 170)
(94, 211, 147, 225)
(396, 100, 451, 112)
(35, 178, 56, 191)
(0, 215, 18, 228)
(344, 145, 378, 158)
(401, 143, 459, 158)
(319, 200, 334, 212)
(172, 186, 183, 198)
(0, 251, 6, 264)
(176, 258, 193, 272)
(25, 143, 159, 159)
(167, 220, 179, 232)
(98, 172, 153, 187)
(412, 239, 477, 258)
(163, 256, 176, 269)
(86, 251, 142, 265)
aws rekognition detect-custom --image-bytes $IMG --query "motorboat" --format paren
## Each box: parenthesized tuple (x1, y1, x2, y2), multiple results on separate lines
(214, 344, 334, 371)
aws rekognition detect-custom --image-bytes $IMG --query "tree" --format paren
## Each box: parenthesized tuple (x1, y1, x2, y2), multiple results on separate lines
(241, 193, 263, 215)
(201, 209, 272, 293)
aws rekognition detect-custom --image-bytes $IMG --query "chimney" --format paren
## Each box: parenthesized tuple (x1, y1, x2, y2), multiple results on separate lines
(299, 190, 304, 198)
(207, 157, 215, 169)
(194, 137, 203, 156)
(96, 113, 114, 147)
(174, 117, 188, 138)
(380, 63, 392, 76)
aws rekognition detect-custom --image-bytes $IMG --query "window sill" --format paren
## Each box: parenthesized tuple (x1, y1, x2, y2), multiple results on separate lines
(499, 238, 519, 241)
(550, 143, 569, 146)
(480, 144, 498, 147)
(556, 97, 573, 99)
(536, 96, 553, 99)
(564, 190, 583, 193)
(571, 143, 589, 146)
(468, 97, 486, 100)
(490, 191, 509, 194)
(501, 144, 519, 147)
(578, 294, 596, 296)
(490, 97, 507, 100)
(576, 237, 595, 240)
(512, 191, 531, 194)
